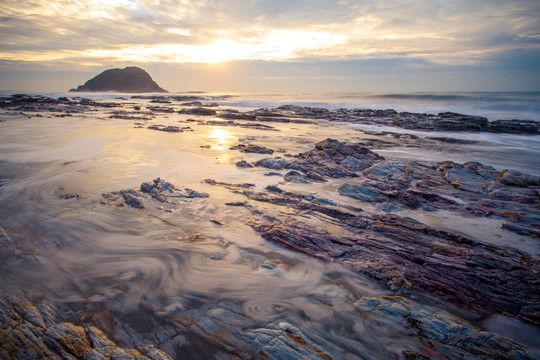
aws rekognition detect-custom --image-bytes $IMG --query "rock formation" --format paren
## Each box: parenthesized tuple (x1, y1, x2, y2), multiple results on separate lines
(69, 67, 167, 93)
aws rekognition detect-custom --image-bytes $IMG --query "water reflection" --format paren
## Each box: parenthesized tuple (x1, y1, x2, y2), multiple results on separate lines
(203, 126, 238, 164)
(208, 127, 235, 151)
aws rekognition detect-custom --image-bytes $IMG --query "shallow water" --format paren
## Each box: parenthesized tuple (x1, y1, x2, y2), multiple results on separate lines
(1, 94, 539, 356)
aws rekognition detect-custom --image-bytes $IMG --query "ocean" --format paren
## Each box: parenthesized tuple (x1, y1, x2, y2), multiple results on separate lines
(215, 91, 540, 122)
(4, 90, 540, 121)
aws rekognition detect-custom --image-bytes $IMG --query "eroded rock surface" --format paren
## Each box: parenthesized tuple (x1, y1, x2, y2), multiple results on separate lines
(355, 296, 540, 360)
(255, 138, 385, 178)
(205, 140, 540, 327)
(230, 184, 540, 325)
(0, 292, 164, 360)
(101, 178, 208, 209)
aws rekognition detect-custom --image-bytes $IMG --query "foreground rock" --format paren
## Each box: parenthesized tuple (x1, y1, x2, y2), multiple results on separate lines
(3, 222, 539, 360)
(69, 67, 167, 93)
(0, 292, 166, 360)
(210, 140, 540, 326)
(254, 139, 539, 222)
(5, 287, 538, 360)
(230, 183, 540, 325)
(355, 296, 540, 360)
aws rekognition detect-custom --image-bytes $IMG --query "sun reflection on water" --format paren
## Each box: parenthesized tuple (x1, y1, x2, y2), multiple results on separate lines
(209, 127, 235, 151)
(207, 127, 237, 164)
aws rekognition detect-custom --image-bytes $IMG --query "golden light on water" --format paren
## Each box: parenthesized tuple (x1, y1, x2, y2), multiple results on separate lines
(206, 127, 237, 164)
(209, 127, 235, 151)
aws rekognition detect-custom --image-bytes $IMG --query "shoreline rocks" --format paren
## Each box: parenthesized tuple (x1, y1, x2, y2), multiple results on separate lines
(203, 139, 540, 326)
(2, 94, 539, 135)
(2, 94, 540, 359)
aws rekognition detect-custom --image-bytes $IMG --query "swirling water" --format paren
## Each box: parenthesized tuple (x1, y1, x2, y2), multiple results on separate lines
(1, 92, 539, 356)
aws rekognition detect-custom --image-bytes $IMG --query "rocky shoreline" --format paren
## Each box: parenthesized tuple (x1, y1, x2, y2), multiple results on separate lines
(1, 94, 539, 359)
(1, 94, 539, 134)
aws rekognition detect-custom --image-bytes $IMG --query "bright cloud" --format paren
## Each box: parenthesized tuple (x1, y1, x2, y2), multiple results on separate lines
(1, 0, 539, 65)
(0, 0, 539, 92)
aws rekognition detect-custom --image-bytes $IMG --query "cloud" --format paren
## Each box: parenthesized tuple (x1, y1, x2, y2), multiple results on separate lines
(1, 0, 539, 65)
(1, 0, 539, 91)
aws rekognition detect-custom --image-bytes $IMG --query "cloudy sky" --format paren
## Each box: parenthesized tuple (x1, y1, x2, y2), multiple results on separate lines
(1, 0, 539, 92)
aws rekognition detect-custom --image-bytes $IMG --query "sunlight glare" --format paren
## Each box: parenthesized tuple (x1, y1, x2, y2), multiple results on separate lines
(209, 127, 235, 151)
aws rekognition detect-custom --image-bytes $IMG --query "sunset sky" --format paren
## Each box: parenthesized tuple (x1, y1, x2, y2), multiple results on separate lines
(1, 0, 539, 92)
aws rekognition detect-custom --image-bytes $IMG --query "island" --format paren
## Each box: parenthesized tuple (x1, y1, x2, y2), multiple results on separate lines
(69, 66, 167, 93)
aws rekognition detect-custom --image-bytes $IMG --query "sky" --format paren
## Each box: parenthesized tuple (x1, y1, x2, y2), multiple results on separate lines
(1, 0, 539, 93)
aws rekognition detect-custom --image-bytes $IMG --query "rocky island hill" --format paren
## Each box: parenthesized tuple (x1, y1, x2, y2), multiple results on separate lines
(69, 66, 167, 93)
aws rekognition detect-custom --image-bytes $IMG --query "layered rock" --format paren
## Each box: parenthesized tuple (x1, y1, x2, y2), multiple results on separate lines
(214, 105, 539, 135)
(207, 140, 540, 326)
(488, 119, 540, 134)
(0, 292, 166, 360)
(355, 296, 540, 360)
(254, 138, 385, 178)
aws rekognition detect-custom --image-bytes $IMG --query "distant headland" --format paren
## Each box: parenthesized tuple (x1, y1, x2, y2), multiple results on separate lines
(69, 66, 167, 93)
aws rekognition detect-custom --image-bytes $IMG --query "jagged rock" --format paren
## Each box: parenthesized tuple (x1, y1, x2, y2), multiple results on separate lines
(69, 67, 167, 93)
(496, 169, 540, 187)
(229, 144, 274, 154)
(336, 159, 540, 221)
(298, 138, 384, 170)
(255, 139, 385, 178)
(433, 112, 489, 131)
(441, 161, 498, 193)
(119, 190, 144, 209)
(0, 293, 160, 360)
(338, 183, 387, 202)
(140, 178, 209, 200)
(101, 178, 208, 208)
(246, 208, 540, 324)
(502, 223, 540, 237)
